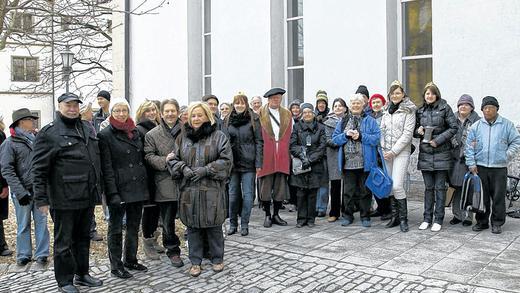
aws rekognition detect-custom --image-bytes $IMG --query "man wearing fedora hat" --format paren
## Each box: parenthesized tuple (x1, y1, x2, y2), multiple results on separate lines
(1, 108, 50, 267)
(32, 93, 103, 293)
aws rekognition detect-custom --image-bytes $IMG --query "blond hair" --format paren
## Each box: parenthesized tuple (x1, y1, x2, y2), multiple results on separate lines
(187, 102, 215, 126)
(135, 100, 160, 124)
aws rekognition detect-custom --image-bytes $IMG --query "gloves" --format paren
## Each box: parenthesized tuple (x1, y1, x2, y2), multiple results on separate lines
(301, 158, 311, 170)
(109, 194, 122, 206)
(18, 194, 32, 206)
(191, 167, 208, 182)
(182, 166, 195, 179)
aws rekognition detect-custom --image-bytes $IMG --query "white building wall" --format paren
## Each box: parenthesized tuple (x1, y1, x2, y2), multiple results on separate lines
(433, 0, 520, 124)
(305, 0, 390, 103)
(211, 0, 271, 103)
(129, 0, 189, 110)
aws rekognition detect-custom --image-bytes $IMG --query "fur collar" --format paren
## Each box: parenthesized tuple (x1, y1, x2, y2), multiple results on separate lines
(228, 109, 251, 127)
(259, 105, 291, 139)
(185, 121, 216, 142)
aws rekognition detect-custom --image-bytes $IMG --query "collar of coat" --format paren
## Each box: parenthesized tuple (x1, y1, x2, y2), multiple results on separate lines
(259, 105, 291, 139)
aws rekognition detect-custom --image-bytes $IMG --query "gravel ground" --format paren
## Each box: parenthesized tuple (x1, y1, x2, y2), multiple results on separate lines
(0, 203, 187, 264)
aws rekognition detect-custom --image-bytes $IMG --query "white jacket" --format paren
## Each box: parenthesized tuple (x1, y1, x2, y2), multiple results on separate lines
(380, 98, 417, 156)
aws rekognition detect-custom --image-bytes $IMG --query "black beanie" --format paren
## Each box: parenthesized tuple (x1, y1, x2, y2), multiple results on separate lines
(355, 85, 369, 99)
(481, 96, 499, 111)
(97, 90, 111, 101)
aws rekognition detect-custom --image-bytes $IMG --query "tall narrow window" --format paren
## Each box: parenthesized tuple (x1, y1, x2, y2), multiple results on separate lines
(401, 0, 432, 106)
(286, 0, 303, 104)
(203, 0, 211, 95)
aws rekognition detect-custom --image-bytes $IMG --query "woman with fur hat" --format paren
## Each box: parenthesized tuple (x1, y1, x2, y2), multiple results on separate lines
(98, 98, 149, 279)
(414, 82, 458, 232)
(380, 81, 417, 232)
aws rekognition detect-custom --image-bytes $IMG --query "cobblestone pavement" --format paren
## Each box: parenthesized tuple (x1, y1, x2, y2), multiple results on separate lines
(1, 201, 519, 292)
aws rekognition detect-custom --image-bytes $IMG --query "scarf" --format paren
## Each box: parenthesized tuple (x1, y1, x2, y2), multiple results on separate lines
(388, 101, 402, 115)
(228, 110, 251, 127)
(162, 118, 182, 139)
(110, 116, 136, 139)
(14, 127, 35, 143)
(185, 121, 215, 143)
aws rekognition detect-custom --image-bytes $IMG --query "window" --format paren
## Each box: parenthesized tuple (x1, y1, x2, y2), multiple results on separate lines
(202, 0, 211, 95)
(286, 0, 303, 104)
(30, 110, 41, 129)
(61, 16, 73, 31)
(11, 56, 39, 82)
(12, 12, 34, 33)
(401, 0, 432, 106)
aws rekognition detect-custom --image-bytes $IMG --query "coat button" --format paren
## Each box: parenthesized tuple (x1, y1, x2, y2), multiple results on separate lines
(129, 163, 133, 168)
(139, 162, 143, 166)
(127, 150, 131, 154)
(132, 176, 137, 180)
(137, 149, 140, 152)
(68, 142, 72, 146)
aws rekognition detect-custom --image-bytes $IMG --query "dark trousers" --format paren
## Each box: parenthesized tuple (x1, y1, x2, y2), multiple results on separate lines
(187, 226, 224, 265)
(158, 201, 181, 257)
(289, 185, 298, 206)
(296, 188, 318, 224)
(108, 202, 143, 270)
(375, 196, 392, 215)
(89, 213, 97, 236)
(0, 220, 8, 250)
(422, 170, 448, 224)
(476, 166, 507, 227)
(343, 169, 371, 221)
(50, 207, 94, 287)
(329, 180, 342, 217)
(142, 205, 160, 239)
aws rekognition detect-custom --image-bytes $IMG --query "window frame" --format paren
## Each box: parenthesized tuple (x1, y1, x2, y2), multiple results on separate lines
(202, 0, 211, 95)
(11, 12, 34, 33)
(11, 56, 39, 82)
(285, 0, 304, 106)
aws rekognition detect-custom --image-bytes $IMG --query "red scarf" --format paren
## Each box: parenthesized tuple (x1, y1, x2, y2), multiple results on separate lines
(110, 116, 136, 139)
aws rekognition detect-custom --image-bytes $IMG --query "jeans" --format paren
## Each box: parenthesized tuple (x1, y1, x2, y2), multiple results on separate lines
(475, 166, 507, 227)
(228, 171, 255, 229)
(158, 201, 181, 257)
(422, 170, 448, 224)
(50, 207, 93, 287)
(316, 185, 329, 213)
(108, 202, 143, 270)
(187, 226, 224, 265)
(12, 194, 50, 261)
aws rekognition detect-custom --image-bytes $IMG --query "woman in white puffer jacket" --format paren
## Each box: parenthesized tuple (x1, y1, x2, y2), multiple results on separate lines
(379, 80, 417, 232)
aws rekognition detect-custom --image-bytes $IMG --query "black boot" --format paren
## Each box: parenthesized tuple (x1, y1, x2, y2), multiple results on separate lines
(271, 215, 288, 226)
(263, 201, 272, 228)
(397, 198, 409, 232)
(263, 216, 272, 228)
(385, 197, 399, 228)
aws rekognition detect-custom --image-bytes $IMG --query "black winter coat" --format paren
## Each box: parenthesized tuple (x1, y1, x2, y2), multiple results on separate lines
(33, 114, 102, 210)
(414, 98, 458, 171)
(98, 124, 149, 205)
(1, 134, 34, 201)
(289, 119, 327, 189)
(223, 110, 263, 172)
(0, 131, 8, 220)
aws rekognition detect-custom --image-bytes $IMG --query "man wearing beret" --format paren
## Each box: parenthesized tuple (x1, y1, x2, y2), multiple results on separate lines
(465, 96, 520, 234)
(33, 93, 103, 292)
(257, 87, 292, 227)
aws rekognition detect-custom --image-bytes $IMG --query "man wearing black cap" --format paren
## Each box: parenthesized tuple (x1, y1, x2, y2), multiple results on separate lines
(33, 93, 103, 292)
(93, 90, 111, 133)
(257, 87, 292, 227)
(1, 109, 50, 267)
(202, 94, 222, 130)
(465, 96, 520, 234)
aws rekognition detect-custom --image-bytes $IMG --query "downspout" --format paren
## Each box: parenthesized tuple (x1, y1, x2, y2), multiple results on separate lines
(124, 0, 130, 101)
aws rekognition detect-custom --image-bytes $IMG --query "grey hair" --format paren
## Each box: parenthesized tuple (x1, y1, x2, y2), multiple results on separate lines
(349, 93, 366, 107)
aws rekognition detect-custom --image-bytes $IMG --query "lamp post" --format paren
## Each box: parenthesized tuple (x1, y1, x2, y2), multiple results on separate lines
(60, 45, 74, 94)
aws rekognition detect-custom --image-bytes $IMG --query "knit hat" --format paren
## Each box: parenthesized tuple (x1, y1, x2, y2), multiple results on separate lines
(457, 94, 474, 108)
(316, 91, 328, 105)
(355, 85, 369, 99)
(97, 90, 111, 101)
(481, 96, 499, 111)
(368, 94, 386, 109)
(300, 103, 314, 113)
(109, 97, 131, 114)
(289, 99, 302, 109)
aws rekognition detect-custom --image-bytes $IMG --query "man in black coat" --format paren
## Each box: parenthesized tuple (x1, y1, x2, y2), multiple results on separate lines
(33, 93, 103, 293)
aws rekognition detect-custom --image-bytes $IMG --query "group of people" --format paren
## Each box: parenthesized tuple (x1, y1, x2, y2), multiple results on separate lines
(0, 80, 519, 292)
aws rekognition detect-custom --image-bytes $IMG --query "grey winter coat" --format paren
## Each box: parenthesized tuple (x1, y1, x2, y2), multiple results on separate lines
(380, 98, 417, 156)
(144, 119, 183, 202)
(449, 111, 480, 186)
(413, 98, 458, 171)
(323, 114, 342, 181)
(0, 134, 34, 200)
(168, 123, 232, 228)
